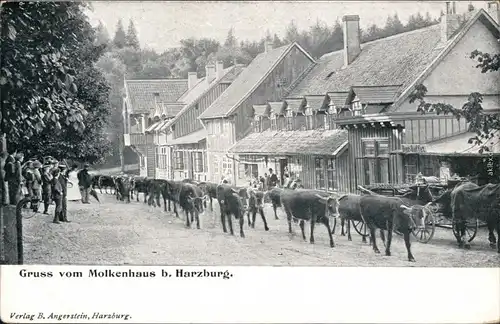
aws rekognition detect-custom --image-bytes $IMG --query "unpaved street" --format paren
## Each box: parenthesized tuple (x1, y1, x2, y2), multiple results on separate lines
(23, 194, 499, 266)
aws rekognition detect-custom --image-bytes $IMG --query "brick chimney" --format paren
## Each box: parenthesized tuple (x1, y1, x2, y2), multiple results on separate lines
(205, 64, 216, 83)
(342, 15, 361, 66)
(188, 72, 198, 90)
(441, 1, 462, 42)
(216, 61, 224, 80)
(487, 1, 500, 25)
(264, 41, 273, 53)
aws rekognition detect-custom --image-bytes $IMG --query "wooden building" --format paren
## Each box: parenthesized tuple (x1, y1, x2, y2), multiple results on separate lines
(198, 42, 316, 184)
(123, 79, 188, 177)
(285, 6, 500, 192)
(159, 62, 244, 181)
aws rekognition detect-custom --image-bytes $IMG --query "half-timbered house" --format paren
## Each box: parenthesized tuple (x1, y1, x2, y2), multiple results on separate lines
(198, 42, 316, 184)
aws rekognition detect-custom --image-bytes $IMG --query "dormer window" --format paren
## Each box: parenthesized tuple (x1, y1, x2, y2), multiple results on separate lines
(153, 92, 160, 97)
(324, 103, 337, 130)
(351, 95, 363, 116)
(305, 106, 314, 130)
(270, 113, 277, 131)
(253, 115, 261, 133)
(285, 109, 294, 131)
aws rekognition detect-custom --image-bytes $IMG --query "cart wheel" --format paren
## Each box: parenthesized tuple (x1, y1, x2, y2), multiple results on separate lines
(352, 220, 370, 241)
(16, 197, 39, 219)
(411, 211, 436, 244)
(452, 218, 479, 243)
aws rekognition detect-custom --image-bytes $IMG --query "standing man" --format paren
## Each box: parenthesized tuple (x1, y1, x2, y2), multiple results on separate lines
(77, 163, 92, 204)
(51, 168, 63, 224)
(267, 168, 278, 189)
(41, 163, 53, 214)
(58, 164, 70, 222)
(31, 160, 43, 212)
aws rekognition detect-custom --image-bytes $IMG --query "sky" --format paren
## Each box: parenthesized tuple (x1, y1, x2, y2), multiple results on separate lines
(85, 1, 493, 53)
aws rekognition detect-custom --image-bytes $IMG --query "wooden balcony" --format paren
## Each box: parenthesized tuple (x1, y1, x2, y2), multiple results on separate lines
(124, 133, 148, 147)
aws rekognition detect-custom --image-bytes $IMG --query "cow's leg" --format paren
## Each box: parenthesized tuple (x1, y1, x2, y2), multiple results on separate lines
(247, 210, 253, 227)
(285, 210, 293, 234)
(487, 221, 496, 249)
(299, 220, 306, 241)
(368, 224, 380, 254)
(163, 197, 167, 212)
(168, 199, 172, 212)
(220, 205, 227, 233)
(347, 219, 352, 241)
(322, 218, 335, 248)
(227, 213, 234, 236)
(210, 198, 213, 212)
(341, 218, 346, 236)
(174, 203, 179, 218)
(496, 218, 500, 254)
(273, 203, 279, 220)
(309, 218, 316, 245)
(403, 230, 415, 262)
(331, 217, 337, 235)
(385, 227, 393, 257)
(259, 208, 269, 231)
(195, 210, 200, 229)
(380, 228, 386, 246)
(239, 213, 245, 238)
(185, 211, 191, 228)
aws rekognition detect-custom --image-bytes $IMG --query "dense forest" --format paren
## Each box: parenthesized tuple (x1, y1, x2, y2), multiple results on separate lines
(94, 11, 443, 166)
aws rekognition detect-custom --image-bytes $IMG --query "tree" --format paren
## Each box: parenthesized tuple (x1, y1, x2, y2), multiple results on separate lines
(409, 48, 500, 153)
(285, 20, 300, 43)
(95, 21, 110, 47)
(126, 19, 140, 50)
(224, 27, 237, 48)
(113, 19, 126, 49)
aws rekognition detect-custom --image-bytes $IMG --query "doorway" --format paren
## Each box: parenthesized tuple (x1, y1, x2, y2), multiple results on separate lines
(279, 158, 288, 186)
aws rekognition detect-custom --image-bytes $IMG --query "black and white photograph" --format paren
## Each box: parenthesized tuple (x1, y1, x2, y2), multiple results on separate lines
(1, 0, 499, 270)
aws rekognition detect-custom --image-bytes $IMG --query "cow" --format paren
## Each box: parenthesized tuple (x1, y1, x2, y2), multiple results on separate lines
(280, 189, 339, 248)
(265, 187, 284, 220)
(130, 176, 150, 203)
(246, 187, 269, 231)
(114, 176, 132, 203)
(96, 175, 116, 194)
(197, 181, 218, 211)
(449, 182, 500, 252)
(333, 194, 368, 242)
(358, 195, 423, 262)
(178, 182, 206, 228)
(216, 184, 248, 238)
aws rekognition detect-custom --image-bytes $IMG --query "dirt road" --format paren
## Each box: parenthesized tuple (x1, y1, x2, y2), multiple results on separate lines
(22, 194, 499, 266)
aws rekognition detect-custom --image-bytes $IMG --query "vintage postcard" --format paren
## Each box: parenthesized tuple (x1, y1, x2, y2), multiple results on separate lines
(0, 1, 499, 323)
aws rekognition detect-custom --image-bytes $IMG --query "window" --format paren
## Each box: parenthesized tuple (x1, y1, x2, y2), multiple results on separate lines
(253, 117, 261, 133)
(213, 156, 220, 175)
(315, 157, 325, 189)
(270, 114, 277, 131)
(360, 139, 390, 185)
(405, 155, 418, 183)
(174, 151, 184, 170)
(327, 158, 336, 191)
(351, 95, 363, 116)
(286, 110, 294, 131)
(324, 114, 330, 130)
(222, 156, 232, 176)
(305, 107, 314, 130)
(194, 152, 203, 172)
(241, 163, 258, 179)
(155, 147, 160, 168)
(207, 122, 214, 135)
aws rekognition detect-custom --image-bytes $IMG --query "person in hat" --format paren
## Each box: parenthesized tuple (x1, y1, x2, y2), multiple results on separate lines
(58, 164, 70, 222)
(41, 163, 53, 214)
(30, 160, 43, 212)
(10, 152, 24, 205)
(51, 167, 64, 224)
(77, 163, 92, 204)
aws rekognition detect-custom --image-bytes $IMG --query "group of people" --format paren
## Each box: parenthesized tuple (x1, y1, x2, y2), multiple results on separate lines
(246, 168, 299, 190)
(2, 152, 94, 224)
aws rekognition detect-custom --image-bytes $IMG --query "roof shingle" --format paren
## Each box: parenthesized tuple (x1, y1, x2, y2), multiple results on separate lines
(199, 44, 294, 119)
(229, 129, 348, 156)
(125, 79, 188, 114)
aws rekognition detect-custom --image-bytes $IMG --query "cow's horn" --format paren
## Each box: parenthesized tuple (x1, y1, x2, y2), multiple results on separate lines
(314, 194, 328, 200)
(231, 188, 239, 194)
(400, 205, 411, 210)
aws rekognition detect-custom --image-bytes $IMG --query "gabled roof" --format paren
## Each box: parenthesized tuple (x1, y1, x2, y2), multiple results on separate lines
(167, 129, 208, 146)
(228, 129, 348, 156)
(327, 92, 350, 107)
(304, 95, 328, 111)
(285, 98, 305, 114)
(199, 43, 315, 119)
(347, 85, 401, 105)
(253, 105, 269, 117)
(125, 79, 188, 114)
(268, 101, 286, 115)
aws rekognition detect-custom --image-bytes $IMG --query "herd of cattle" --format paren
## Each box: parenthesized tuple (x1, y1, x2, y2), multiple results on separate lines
(91, 174, 500, 262)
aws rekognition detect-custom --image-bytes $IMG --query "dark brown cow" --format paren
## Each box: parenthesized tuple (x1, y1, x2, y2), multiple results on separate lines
(197, 181, 218, 211)
(178, 183, 206, 229)
(280, 189, 339, 247)
(216, 184, 248, 238)
(246, 187, 269, 231)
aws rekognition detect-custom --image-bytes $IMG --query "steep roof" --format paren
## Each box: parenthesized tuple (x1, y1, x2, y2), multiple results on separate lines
(288, 24, 443, 98)
(199, 43, 313, 119)
(229, 129, 348, 156)
(125, 79, 188, 114)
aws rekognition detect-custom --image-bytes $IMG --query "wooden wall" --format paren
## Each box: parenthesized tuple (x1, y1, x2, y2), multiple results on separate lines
(233, 46, 314, 141)
(403, 116, 468, 144)
(346, 126, 404, 193)
(173, 83, 230, 139)
(146, 134, 156, 178)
